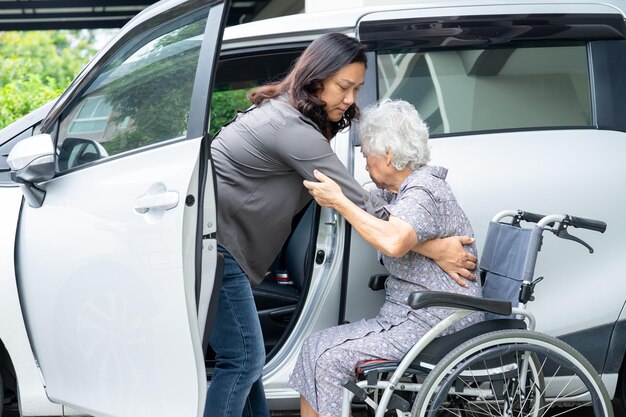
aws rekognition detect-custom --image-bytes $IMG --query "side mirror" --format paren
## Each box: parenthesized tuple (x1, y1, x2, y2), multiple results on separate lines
(7, 133, 56, 208)
(58, 137, 109, 171)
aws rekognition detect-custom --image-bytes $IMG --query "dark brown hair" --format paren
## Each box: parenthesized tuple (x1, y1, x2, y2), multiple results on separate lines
(248, 33, 367, 140)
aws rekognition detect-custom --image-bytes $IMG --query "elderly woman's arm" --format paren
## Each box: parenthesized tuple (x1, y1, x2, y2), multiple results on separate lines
(305, 170, 471, 257)
(305, 171, 415, 256)
(413, 237, 477, 286)
(305, 170, 477, 286)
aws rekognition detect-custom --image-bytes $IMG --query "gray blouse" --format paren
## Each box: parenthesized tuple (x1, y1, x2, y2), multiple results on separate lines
(211, 96, 387, 286)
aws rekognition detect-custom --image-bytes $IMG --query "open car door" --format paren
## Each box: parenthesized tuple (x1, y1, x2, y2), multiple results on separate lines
(10, 1, 228, 416)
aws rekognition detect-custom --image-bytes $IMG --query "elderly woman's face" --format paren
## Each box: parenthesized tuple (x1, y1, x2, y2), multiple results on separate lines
(319, 62, 365, 122)
(362, 148, 396, 191)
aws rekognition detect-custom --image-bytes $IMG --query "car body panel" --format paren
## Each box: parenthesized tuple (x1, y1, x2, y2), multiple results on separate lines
(417, 129, 625, 336)
(356, 1, 626, 25)
(15, 137, 206, 417)
(0, 187, 66, 416)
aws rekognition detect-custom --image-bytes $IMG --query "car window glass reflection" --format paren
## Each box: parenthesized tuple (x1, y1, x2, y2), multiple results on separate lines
(56, 15, 208, 171)
(377, 45, 592, 136)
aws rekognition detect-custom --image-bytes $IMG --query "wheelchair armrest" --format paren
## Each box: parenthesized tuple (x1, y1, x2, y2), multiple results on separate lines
(369, 274, 388, 291)
(407, 291, 512, 316)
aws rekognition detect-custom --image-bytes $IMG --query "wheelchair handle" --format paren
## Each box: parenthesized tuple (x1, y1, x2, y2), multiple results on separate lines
(535, 213, 607, 233)
(568, 215, 607, 233)
(520, 210, 548, 224)
(492, 210, 607, 233)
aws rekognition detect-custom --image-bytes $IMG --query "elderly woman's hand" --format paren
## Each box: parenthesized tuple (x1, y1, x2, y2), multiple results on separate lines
(432, 236, 478, 287)
(414, 236, 478, 287)
(303, 170, 348, 209)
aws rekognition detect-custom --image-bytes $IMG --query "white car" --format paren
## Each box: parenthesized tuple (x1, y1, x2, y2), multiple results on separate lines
(1, 0, 625, 416)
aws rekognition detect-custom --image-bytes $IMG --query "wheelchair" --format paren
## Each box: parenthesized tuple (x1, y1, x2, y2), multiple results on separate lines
(340, 209, 612, 417)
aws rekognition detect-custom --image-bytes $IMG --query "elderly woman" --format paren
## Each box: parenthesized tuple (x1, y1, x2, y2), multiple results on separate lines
(290, 99, 483, 417)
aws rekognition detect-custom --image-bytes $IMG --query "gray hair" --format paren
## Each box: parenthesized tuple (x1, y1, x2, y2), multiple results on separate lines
(358, 99, 430, 170)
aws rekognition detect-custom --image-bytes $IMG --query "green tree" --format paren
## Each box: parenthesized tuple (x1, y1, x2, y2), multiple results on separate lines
(209, 88, 252, 137)
(0, 30, 97, 129)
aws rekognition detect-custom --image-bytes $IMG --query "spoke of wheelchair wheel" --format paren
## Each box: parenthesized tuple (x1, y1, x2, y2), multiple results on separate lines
(483, 357, 509, 417)
(517, 372, 538, 417)
(516, 351, 539, 417)
(494, 354, 506, 416)
(510, 351, 533, 417)
(435, 346, 603, 417)
(437, 405, 466, 417)
(531, 358, 557, 417)
(440, 401, 489, 417)
(459, 357, 500, 417)
(536, 369, 590, 417)
(468, 359, 503, 417)
(547, 401, 594, 417)
(511, 350, 525, 417)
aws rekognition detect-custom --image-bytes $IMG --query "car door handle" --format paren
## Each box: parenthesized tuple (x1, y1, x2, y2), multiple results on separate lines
(134, 190, 179, 213)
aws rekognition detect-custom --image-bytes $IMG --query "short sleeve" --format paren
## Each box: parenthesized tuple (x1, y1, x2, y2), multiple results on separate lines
(386, 185, 441, 242)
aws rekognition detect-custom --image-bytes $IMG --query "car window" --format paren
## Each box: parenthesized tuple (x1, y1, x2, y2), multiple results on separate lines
(209, 50, 301, 137)
(56, 11, 209, 172)
(377, 44, 592, 136)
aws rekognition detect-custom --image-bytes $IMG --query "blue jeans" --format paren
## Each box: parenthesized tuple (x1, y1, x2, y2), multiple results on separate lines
(204, 247, 269, 417)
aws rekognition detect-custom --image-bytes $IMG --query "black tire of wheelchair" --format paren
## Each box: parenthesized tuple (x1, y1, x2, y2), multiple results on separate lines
(410, 330, 614, 417)
(1, 369, 3, 417)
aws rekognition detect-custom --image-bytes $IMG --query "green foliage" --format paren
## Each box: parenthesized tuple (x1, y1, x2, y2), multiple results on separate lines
(0, 26, 252, 148)
(209, 89, 252, 137)
(0, 73, 63, 128)
(0, 30, 97, 129)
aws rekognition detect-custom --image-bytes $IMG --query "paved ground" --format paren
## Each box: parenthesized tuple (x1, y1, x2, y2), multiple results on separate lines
(271, 400, 626, 417)
(4, 398, 624, 416)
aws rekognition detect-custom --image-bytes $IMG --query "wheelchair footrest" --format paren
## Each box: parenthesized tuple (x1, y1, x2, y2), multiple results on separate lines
(343, 379, 411, 412)
(343, 380, 368, 402)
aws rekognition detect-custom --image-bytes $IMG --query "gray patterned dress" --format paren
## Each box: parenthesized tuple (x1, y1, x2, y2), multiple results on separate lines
(288, 165, 483, 416)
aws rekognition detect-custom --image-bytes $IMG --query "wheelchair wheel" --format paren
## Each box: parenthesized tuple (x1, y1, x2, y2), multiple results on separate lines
(411, 330, 613, 417)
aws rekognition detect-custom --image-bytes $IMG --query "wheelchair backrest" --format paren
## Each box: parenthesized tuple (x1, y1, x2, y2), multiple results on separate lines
(479, 221, 543, 319)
